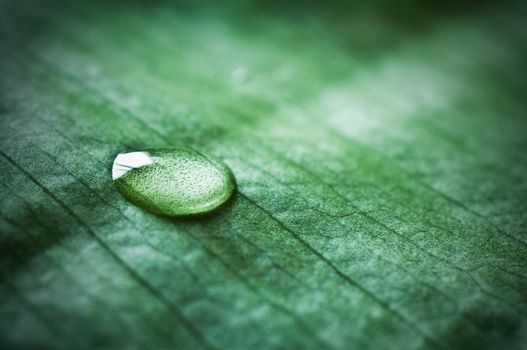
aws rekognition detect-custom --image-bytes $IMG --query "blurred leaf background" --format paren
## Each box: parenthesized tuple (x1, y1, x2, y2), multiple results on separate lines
(1, 0, 526, 349)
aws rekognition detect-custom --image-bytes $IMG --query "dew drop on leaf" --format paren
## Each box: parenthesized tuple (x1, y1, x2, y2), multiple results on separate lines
(112, 148, 236, 216)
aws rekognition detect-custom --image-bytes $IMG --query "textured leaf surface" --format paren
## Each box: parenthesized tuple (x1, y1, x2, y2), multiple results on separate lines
(1, 1, 527, 349)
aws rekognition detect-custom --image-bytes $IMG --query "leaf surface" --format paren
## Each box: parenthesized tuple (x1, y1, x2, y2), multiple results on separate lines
(1, 1, 527, 349)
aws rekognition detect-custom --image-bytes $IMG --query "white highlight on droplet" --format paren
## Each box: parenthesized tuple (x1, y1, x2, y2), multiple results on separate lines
(112, 151, 154, 180)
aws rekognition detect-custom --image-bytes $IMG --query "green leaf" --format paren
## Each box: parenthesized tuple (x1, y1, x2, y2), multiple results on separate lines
(1, 1, 526, 349)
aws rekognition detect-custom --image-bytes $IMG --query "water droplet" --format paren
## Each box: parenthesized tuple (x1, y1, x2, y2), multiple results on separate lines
(112, 148, 236, 217)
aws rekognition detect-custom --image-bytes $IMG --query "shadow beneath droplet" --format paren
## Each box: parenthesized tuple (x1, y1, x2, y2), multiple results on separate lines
(164, 189, 239, 224)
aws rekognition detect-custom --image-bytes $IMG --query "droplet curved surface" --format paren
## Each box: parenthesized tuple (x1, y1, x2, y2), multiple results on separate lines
(112, 148, 236, 217)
